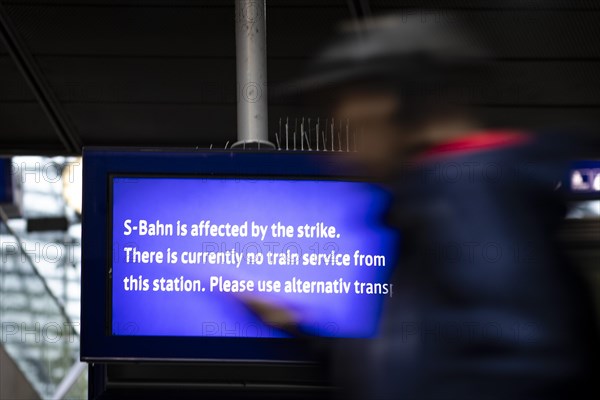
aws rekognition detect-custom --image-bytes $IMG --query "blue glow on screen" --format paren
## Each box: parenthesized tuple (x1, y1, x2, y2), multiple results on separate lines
(111, 177, 398, 338)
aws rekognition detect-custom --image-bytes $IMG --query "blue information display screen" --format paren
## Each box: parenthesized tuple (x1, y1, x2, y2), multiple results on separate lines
(569, 160, 600, 194)
(111, 177, 398, 338)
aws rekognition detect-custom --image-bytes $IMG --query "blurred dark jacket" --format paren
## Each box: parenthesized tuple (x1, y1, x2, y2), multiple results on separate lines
(334, 130, 600, 400)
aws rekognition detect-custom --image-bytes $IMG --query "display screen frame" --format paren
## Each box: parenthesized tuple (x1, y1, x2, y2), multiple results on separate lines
(81, 148, 394, 362)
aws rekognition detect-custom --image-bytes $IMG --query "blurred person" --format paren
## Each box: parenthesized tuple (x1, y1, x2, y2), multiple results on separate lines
(252, 13, 600, 400)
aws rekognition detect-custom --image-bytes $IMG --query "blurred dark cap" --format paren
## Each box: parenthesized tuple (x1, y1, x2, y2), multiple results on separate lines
(276, 13, 491, 102)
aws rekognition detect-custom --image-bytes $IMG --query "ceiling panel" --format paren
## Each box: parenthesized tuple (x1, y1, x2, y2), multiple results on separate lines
(36, 56, 236, 104)
(267, 5, 352, 58)
(0, 56, 36, 102)
(0, 103, 66, 153)
(4, 3, 235, 57)
(0, 0, 599, 155)
(64, 103, 236, 147)
(369, 0, 600, 9)
(363, 9, 600, 59)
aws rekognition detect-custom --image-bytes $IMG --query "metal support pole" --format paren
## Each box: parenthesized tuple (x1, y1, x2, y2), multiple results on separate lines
(233, 0, 274, 149)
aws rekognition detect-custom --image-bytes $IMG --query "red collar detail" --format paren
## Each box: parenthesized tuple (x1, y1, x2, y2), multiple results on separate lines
(415, 130, 531, 161)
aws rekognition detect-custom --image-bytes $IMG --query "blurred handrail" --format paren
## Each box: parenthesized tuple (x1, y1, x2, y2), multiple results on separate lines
(51, 361, 87, 400)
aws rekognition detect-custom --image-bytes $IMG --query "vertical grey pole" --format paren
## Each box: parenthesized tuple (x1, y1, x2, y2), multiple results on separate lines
(233, 0, 274, 148)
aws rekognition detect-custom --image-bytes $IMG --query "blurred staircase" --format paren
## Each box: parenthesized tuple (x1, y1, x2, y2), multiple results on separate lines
(1, 230, 85, 399)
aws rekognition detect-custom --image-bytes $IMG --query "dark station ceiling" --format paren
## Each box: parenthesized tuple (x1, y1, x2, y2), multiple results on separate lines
(1, 0, 599, 155)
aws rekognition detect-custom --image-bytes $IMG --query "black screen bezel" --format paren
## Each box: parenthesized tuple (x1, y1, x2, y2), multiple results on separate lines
(81, 148, 383, 362)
